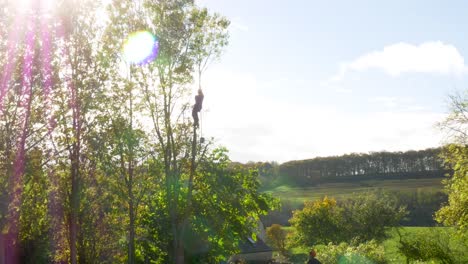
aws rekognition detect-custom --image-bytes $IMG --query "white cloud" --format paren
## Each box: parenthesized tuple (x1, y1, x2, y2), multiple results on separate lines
(199, 68, 445, 163)
(328, 41, 468, 83)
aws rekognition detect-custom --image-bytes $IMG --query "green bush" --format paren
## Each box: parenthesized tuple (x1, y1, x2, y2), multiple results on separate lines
(397, 228, 468, 264)
(288, 191, 407, 248)
(340, 191, 408, 243)
(316, 240, 386, 264)
(266, 224, 288, 255)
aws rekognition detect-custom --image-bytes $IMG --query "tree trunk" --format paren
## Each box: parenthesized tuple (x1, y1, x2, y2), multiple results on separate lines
(70, 156, 79, 264)
(128, 159, 135, 264)
(4, 233, 18, 264)
(175, 224, 185, 264)
(187, 125, 197, 202)
(4, 25, 35, 264)
(128, 199, 135, 264)
(128, 69, 136, 264)
(69, 103, 81, 264)
(0, 234, 5, 264)
(175, 244, 184, 264)
(175, 125, 198, 264)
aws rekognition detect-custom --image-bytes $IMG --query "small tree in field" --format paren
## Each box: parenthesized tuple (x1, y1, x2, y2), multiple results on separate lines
(289, 192, 407, 248)
(266, 224, 288, 255)
(289, 197, 344, 247)
(341, 191, 407, 242)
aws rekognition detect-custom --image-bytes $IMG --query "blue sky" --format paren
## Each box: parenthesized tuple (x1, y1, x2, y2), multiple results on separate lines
(196, 0, 468, 162)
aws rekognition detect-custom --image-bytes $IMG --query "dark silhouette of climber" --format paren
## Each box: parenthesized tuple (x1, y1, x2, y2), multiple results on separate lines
(192, 89, 204, 128)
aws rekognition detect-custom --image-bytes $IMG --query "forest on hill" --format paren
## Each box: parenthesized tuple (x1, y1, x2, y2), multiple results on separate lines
(241, 147, 446, 187)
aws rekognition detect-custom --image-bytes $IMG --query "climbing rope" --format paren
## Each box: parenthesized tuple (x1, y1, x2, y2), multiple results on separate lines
(200, 110, 205, 144)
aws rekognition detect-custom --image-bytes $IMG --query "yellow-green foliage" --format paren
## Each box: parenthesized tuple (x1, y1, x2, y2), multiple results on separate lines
(397, 227, 468, 264)
(266, 224, 288, 254)
(316, 240, 386, 264)
(436, 144, 468, 236)
(288, 192, 407, 248)
(289, 197, 343, 247)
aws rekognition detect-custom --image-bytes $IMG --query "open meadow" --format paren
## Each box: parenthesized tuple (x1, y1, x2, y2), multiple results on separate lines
(265, 178, 444, 206)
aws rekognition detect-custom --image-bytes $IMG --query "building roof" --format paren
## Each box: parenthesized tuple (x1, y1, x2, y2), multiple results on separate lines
(238, 237, 273, 254)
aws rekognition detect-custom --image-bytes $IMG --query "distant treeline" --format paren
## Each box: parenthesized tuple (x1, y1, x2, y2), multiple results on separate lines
(242, 147, 447, 186)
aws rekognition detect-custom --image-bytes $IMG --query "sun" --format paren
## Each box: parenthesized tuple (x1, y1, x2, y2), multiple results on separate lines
(122, 31, 159, 65)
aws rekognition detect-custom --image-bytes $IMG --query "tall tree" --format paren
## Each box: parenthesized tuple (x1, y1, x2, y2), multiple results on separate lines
(102, 1, 159, 262)
(0, 3, 54, 261)
(137, 1, 230, 262)
(50, 1, 109, 262)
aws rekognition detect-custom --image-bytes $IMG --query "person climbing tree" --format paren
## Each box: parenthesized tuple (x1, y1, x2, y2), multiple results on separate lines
(192, 88, 204, 128)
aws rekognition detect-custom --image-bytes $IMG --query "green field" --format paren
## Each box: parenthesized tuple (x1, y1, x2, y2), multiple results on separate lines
(265, 178, 444, 206)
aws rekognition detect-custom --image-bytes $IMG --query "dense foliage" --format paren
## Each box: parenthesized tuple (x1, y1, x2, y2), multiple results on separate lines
(316, 240, 386, 264)
(436, 144, 468, 236)
(0, 1, 276, 263)
(436, 92, 468, 238)
(397, 228, 468, 264)
(288, 192, 407, 247)
(340, 192, 408, 243)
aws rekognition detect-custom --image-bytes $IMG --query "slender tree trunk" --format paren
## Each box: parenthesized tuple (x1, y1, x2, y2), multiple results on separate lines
(175, 234, 184, 264)
(0, 234, 5, 264)
(171, 170, 184, 264)
(69, 80, 81, 264)
(127, 68, 136, 264)
(170, 156, 184, 264)
(128, 146, 135, 264)
(128, 197, 135, 264)
(175, 125, 198, 264)
(5, 28, 35, 263)
(70, 148, 79, 264)
(165, 159, 178, 263)
(187, 125, 197, 203)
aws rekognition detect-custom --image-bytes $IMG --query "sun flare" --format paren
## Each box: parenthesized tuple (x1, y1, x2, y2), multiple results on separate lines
(122, 31, 159, 65)
(12, 0, 56, 13)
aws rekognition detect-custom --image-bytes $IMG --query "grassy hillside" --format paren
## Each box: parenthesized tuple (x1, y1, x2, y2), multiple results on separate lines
(262, 178, 445, 226)
(265, 178, 444, 204)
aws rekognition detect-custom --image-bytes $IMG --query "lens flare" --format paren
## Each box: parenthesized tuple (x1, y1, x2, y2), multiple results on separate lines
(122, 31, 159, 65)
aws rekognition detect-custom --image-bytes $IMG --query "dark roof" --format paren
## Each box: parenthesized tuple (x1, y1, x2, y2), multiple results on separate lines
(238, 238, 273, 254)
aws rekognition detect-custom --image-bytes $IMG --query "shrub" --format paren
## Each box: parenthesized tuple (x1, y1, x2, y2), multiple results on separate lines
(397, 228, 468, 264)
(266, 224, 288, 255)
(288, 192, 407, 247)
(289, 197, 344, 247)
(340, 191, 408, 243)
(316, 240, 386, 264)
